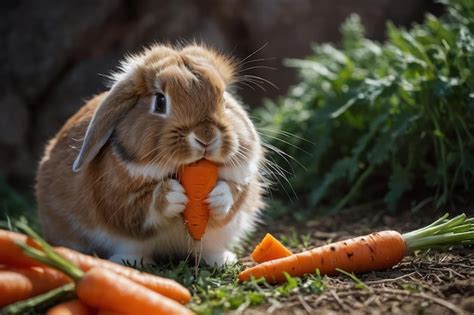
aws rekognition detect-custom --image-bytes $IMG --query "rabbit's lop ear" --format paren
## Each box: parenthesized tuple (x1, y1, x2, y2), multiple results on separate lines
(72, 80, 137, 172)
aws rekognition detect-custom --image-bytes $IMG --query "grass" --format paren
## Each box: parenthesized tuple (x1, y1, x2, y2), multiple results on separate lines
(279, 230, 312, 250)
(336, 268, 368, 290)
(136, 261, 328, 314)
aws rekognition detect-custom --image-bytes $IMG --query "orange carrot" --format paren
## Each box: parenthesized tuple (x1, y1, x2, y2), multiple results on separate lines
(0, 267, 71, 307)
(0, 229, 191, 304)
(251, 233, 292, 263)
(180, 159, 218, 240)
(76, 268, 193, 315)
(96, 310, 123, 315)
(0, 230, 42, 268)
(240, 231, 406, 283)
(96, 309, 122, 315)
(54, 247, 191, 304)
(46, 299, 96, 315)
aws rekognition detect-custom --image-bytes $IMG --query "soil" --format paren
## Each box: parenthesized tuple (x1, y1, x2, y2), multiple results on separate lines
(239, 208, 474, 315)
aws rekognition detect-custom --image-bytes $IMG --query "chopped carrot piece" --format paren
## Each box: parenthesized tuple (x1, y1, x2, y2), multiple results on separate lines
(251, 233, 292, 263)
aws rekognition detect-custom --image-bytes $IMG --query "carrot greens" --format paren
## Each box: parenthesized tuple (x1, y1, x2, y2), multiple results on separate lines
(403, 213, 474, 252)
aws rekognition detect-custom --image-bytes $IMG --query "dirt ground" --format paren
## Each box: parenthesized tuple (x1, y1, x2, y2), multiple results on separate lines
(240, 207, 474, 315)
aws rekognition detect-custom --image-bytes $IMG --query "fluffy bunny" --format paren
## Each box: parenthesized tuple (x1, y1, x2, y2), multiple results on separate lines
(36, 44, 264, 266)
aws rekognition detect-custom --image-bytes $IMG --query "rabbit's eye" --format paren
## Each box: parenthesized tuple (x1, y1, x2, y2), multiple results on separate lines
(153, 93, 167, 114)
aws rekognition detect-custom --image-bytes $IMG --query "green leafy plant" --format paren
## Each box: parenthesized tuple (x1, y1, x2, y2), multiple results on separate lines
(256, 0, 474, 214)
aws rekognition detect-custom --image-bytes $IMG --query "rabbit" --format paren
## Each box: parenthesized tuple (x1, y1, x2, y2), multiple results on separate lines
(36, 44, 265, 266)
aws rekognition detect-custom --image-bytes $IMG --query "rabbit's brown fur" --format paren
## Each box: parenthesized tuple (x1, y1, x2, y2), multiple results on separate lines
(36, 44, 264, 265)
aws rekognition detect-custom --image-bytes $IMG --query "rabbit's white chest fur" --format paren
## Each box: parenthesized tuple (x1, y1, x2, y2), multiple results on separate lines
(83, 205, 254, 266)
(78, 205, 254, 266)
(81, 159, 260, 266)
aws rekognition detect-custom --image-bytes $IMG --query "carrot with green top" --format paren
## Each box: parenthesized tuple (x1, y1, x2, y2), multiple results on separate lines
(53, 247, 191, 304)
(251, 233, 292, 263)
(240, 213, 474, 283)
(76, 268, 192, 315)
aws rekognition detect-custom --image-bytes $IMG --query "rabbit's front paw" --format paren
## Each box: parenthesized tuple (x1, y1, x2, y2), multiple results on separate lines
(154, 179, 188, 218)
(207, 181, 233, 221)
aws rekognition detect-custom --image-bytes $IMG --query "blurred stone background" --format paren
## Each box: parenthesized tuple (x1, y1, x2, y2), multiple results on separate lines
(1, 0, 441, 195)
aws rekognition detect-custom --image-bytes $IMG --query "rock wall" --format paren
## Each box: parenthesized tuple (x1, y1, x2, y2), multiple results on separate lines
(0, 0, 441, 193)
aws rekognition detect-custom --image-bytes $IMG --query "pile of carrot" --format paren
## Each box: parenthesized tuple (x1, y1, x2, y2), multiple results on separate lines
(240, 213, 474, 283)
(0, 226, 194, 315)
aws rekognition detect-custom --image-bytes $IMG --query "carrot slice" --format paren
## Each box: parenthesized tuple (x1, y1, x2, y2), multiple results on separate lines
(251, 233, 292, 263)
(46, 299, 95, 315)
(180, 159, 218, 241)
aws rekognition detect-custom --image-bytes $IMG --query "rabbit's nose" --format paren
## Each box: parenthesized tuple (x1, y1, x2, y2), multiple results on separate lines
(194, 135, 217, 148)
(189, 132, 219, 151)
(195, 137, 215, 147)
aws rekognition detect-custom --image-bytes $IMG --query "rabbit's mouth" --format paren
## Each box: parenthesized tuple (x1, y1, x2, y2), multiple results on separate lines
(176, 158, 223, 170)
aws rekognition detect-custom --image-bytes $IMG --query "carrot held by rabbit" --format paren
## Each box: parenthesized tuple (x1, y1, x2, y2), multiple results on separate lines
(180, 159, 218, 240)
